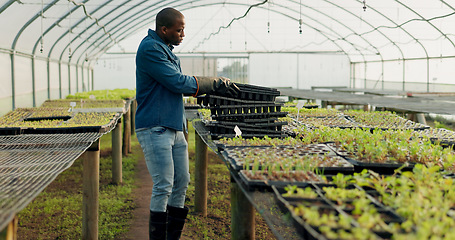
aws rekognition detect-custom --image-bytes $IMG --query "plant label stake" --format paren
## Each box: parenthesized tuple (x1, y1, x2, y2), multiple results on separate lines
(234, 125, 242, 137)
(69, 102, 76, 112)
(296, 100, 305, 122)
(89, 95, 96, 100)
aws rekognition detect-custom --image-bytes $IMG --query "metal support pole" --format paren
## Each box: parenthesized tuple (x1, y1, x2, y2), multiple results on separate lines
(1, 215, 18, 240)
(231, 176, 255, 240)
(407, 113, 416, 122)
(194, 131, 208, 216)
(82, 139, 100, 240)
(416, 113, 427, 125)
(130, 99, 136, 136)
(112, 119, 122, 184)
(123, 108, 131, 156)
(321, 101, 328, 109)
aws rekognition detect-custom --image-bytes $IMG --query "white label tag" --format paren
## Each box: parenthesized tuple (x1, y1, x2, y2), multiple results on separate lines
(296, 100, 305, 122)
(89, 95, 96, 100)
(296, 100, 305, 109)
(70, 102, 76, 107)
(234, 125, 242, 137)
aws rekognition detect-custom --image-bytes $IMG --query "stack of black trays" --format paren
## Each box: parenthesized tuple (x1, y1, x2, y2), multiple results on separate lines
(198, 83, 288, 139)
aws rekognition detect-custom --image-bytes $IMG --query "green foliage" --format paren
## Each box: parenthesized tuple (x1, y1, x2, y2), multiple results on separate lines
(434, 120, 451, 130)
(334, 165, 455, 239)
(66, 89, 136, 100)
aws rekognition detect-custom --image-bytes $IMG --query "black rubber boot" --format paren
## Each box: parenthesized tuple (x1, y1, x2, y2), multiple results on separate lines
(149, 210, 167, 240)
(166, 205, 189, 240)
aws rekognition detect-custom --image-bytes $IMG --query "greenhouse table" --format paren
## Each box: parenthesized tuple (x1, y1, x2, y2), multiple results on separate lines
(192, 121, 301, 240)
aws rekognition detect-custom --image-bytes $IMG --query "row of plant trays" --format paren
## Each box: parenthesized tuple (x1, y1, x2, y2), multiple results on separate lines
(0, 110, 121, 135)
(218, 140, 418, 178)
(283, 107, 431, 132)
(415, 128, 455, 148)
(325, 142, 416, 174)
(41, 99, 127, 110)
(289, 116, 429, 132)
(273, 184, 409, 239)
(221, 144, 354, 172)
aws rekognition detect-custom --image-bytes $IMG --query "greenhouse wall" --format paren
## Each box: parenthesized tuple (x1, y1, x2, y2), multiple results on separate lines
(352, 57, 455, 92)
(0, 51, 93, 116)
(249, 53, 350, 89)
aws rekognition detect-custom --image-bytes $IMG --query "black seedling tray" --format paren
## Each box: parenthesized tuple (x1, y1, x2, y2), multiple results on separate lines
(20, 117, 118, 135)
(23, 116, 72, 122)
(236, 83, 280, 94)
(222, 145, 344, 171)
(184, 104, 201, 109)
(243, 117, 279, 124)
(207, 121, 287, 131)
(236, 83, 281, 101)
(206, 122, 285, 135)
(209, 103, 283, 115)
(197, 95, 276, 106)
(211, 112, 288, 121)
(345, 157, 415, 174)
(211, 132, 288, 140)
(239, 170, 328, 191)
(362, 126, 430, 133)
(272, 185, 352, 240)
(0, 127, 24, 136)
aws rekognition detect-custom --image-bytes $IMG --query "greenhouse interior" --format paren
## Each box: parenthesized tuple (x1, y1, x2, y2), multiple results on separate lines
(1, 0, 455, 239)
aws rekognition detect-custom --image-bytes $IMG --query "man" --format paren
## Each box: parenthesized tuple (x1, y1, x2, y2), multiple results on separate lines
(135, 7, 239, 240)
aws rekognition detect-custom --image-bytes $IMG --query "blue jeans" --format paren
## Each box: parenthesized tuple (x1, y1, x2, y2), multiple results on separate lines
(136, 126, 190, 212)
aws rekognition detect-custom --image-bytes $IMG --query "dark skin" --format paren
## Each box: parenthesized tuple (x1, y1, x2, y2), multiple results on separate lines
(156, 17, 185, 46)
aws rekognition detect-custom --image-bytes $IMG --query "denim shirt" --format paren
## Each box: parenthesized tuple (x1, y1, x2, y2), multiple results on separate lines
(135, 29, 197, 131)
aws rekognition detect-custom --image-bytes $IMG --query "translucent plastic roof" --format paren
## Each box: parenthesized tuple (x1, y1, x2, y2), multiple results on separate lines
(1, 0, 454, 63)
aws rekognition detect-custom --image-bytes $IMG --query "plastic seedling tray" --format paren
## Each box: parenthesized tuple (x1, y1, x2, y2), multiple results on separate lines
(184, 104, 201, 109)
(211, 112, 288, 121)
(208, 121, 287, 131)
(210, 132, 288, 140)
(197, 94, 277, 106)
(209, 103, 283, 115)
(0, 127, 25, 136)
(344, 157, 415, 174)
(23, 116, 72, 122)
(21, 117, 118, 135)
(239, 170, 328, 191)
(236, 86, 280, 100)
(272, 185, 356, 240)
(206, 122, 285, 136)
(236, 83, 280, 93)
(243, 117, 279, 124)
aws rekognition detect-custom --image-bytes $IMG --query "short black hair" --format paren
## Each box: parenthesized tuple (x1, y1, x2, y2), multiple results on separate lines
(156, 8, 183, 29)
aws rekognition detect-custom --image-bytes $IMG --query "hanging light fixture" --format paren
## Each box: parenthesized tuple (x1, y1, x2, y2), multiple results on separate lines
(267, 1, 270, 33)
(40, 0, 44, 53)
(299, 0, 302, 34)
(363, 0, 367, 11)
(68, 0, 72, 59)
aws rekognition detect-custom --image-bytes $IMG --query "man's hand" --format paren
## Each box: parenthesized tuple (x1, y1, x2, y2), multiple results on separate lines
(194, 76, 240, 98)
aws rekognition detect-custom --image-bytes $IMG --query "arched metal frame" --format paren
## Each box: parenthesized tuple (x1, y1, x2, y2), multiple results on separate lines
(2, 0, 455, 110)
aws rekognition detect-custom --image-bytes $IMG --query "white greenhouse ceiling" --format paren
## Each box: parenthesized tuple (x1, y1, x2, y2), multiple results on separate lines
(0, 0, 454, 63)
